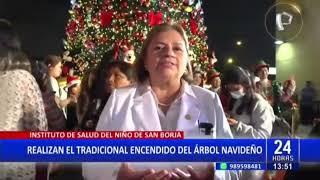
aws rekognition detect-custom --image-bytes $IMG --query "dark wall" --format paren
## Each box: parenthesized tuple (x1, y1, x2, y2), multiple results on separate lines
(0, 0, 69, 58)
(203, 0, 276, 70)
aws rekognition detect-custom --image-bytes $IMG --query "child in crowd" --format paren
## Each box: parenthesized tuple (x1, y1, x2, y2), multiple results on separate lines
(78, 50, 136, 130)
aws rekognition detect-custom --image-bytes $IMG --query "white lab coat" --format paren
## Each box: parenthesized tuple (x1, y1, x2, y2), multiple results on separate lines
(229, 93, 275, 180)
(82, 82, 239, 180)
(230, 93, 275, 139)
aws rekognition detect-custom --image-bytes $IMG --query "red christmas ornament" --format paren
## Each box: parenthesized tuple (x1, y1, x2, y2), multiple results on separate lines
(148, 11, 163, 26)
(100, 11, 113, 28)
(190, 18, 198, 35)
(66, 20, 77, 35)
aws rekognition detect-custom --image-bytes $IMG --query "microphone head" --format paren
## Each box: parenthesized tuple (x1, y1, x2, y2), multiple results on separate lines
(199, 123, 213, 135)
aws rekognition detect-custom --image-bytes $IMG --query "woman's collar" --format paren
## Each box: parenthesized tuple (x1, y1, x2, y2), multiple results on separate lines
(137, 79, 190, 97)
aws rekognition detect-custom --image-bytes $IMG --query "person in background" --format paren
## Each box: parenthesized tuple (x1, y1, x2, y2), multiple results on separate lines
(83, 23, 237, 180)
(104, 60, 135, 94)
(300, 81, 317, 125)
(223, 66, 275, 138)
(192, 70, 205, 87)
(30, 60, 66, 131)
(207, 68, 231, 112)
(279, 79, 299, 134)
(223, 66, 275, 180)
(0, 19, 47, 180)
(44, 55, 81, 180)
(65, 76, 81, 130)
(255, 61, 273, 103)
(30, 59, 68, 180)
(76, 68, 96, 130)
(45, 55, 76, 117)
(207, 68, 221, 94)
(78, 51, 136, 130)
(255, 60, 297, 123)
(208, 49, 218, 67)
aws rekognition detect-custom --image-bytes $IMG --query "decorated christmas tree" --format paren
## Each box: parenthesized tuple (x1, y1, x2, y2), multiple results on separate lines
(64, 0, 211, 74)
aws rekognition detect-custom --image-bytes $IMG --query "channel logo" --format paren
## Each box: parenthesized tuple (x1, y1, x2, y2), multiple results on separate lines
(265, 3, 303, 43)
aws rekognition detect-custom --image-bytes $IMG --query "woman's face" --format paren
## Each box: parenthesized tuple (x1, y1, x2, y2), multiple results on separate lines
(145, 29, 188, 83)
(257, 67, 268, 80)
(227, 83, 246, 99)
(49, 62, 62, 78)
(106, 67, 132, 93)
(193, 73, 202, 86)
(71, 84, 81, 97)
(226, 83, 245, 92)
(210, 77, 221, 89)
(286, 81, 296, 95)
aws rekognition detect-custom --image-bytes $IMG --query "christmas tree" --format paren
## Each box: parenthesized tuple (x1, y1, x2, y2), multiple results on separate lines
(64, 0, 211, 74)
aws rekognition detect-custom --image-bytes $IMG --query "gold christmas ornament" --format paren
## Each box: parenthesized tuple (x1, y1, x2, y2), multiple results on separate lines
(185, 6, 192, 12)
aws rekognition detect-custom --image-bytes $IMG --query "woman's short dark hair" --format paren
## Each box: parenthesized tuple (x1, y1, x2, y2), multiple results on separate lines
(92, 50, 136, 99)
(44, 55, 62, 67)
(223, 66, 252, 88)
(135, 23, 190, 83)
(223, 66, 258, 115)
(107, 61, 136, 81)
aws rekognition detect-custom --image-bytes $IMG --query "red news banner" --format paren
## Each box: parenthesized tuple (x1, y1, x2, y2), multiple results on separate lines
(0, 131, 184, 139)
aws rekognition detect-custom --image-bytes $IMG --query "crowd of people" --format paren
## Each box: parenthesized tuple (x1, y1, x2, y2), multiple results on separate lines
(0, 18, 318, 180)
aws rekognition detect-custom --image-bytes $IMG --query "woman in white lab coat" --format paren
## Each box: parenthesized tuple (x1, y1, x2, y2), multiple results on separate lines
(83, 23, 237, 180)
(223, 66, 275, 180)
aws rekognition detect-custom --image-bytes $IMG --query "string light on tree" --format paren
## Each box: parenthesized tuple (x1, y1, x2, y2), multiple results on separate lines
(65, 0, 211, 74)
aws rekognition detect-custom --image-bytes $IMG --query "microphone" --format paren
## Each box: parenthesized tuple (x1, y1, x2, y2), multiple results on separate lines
(199, 123, 213, 135)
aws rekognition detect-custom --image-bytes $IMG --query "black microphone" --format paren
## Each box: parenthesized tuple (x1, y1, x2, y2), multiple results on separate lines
(199, 123, 213, 135)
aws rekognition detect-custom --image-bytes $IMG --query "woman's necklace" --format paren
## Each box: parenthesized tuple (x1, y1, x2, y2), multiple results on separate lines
(158, 101, 171, 107)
